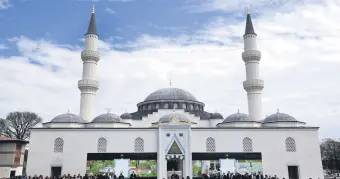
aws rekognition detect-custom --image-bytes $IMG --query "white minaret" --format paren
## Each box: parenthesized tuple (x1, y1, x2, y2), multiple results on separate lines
(78, 6, 100, 121)
(242, 10, 264, 121)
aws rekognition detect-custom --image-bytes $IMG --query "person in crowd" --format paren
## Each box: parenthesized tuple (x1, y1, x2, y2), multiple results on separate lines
(221, 173, 227, 179)
(256, 172, 263, 179)
(118, 172, 124, 179)
(201, 173, 208, 179)
(171, 172, 179, 179)
(129, 171, 136, 179)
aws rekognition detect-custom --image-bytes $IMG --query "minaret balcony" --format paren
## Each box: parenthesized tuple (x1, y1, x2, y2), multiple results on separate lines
(78, 79, 99, 91)
(243, 79, 264, 91)
(242, 50, 261, 62)
(81, 50, 100, 62)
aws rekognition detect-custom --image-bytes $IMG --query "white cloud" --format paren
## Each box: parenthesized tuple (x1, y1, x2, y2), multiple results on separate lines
(0, 0, 10, 9)
(105, 7, 116, 14)
(185, 0, 319, 13)
(0, 44, 8, 50)
(1, 0, 340, 139)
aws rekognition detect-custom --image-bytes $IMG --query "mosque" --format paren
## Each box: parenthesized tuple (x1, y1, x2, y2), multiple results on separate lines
(26, 7, 324, 179)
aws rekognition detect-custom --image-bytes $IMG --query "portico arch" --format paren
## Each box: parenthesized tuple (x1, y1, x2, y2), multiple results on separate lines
(51, 158, 63, 167)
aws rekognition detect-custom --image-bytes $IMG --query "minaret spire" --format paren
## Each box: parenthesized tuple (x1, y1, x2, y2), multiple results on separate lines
(86, 5, 98, 36)
(241, 10, 264, 121)
(79, 6, 100, 121)
(245, 7, 256, 35)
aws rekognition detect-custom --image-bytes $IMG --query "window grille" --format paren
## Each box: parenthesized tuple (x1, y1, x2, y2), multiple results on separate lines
(134, 137, 144, 152)
(243, 137, 253, 152)
(54, 138, 64, 153)
(97, 137, 107, 153)
(206, 137, 216, 152)
(285, 137, 296, 152)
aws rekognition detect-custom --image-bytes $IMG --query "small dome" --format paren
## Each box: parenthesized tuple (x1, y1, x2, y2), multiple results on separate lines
(263, 110, 297, 123)
(51, 113, 86, 123)
(158, 113, 191, 124)
(144, 88, 198, 102)
(120, 112, 132, 119)
(210, 113, 224, 119)
(92, 113, 122, 123)
(222, 110, 255, 123)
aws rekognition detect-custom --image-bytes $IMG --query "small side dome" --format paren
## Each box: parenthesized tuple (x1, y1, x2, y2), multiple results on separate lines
(210, 113, 224, 119)
(263, 110, 297, 123)
(51, 113, 87, 123)
(120, 112, 132, 119)
(92, 113, 122, 123)
(222, 110, 255, 123)
(158, 113, 191, 124)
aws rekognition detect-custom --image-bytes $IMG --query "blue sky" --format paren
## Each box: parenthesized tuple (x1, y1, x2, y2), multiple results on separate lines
(1, 0, 340, 138)
(0, 0, 239, 53)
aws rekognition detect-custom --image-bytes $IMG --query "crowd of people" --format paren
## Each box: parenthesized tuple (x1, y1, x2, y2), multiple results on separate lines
(4, 172, 328, 179)
(5, 172, 136, 179)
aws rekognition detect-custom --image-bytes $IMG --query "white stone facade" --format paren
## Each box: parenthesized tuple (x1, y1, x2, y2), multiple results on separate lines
(26, 124, 324, 179)
(26, 8, 324, 179)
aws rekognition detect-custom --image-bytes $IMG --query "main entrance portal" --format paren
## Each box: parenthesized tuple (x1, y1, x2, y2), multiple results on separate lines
(167, 160, 180, 171)
(165, 136, 185, 178)
(158, 125, 192, 179)
(167, 159, 183, 179)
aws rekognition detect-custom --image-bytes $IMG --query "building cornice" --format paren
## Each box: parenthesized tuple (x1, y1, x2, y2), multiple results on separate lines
(29, 126, 319, 131)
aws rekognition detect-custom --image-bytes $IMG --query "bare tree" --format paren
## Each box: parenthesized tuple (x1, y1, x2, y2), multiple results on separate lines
(1, 111, 42, 140)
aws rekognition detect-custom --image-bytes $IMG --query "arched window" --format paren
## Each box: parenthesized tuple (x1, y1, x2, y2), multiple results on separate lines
(206, 137, 216, 152)
(148, 105, 151, 110)
(183, 104, 186, 109)
(54, 138, 64, 153)
(156, 103, 159, 109)
(174, 103, 178, 109)
(97, 137, 107, 153)
(243, 137, 253, 152)
(164, 103, 169, 109)
(190, 104, 194, 110)
(285, 137, 296, 152)
(134, 137, 144, 152)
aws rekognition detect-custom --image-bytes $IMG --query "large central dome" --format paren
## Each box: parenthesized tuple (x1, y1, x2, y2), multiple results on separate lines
(144, 88, 198, 102)
(136, 87, 204, 114)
